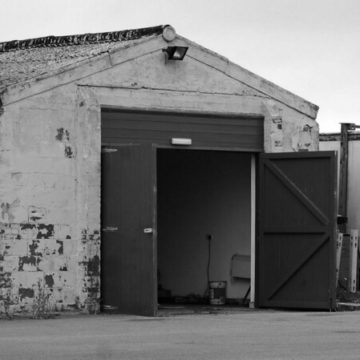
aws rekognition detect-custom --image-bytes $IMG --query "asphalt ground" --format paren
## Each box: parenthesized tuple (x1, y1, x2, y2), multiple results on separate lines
(0, 310, 360, 360)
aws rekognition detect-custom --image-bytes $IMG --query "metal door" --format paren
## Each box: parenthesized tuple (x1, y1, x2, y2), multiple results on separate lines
(257, 151, 337, 309)
(101, 144, 157, 316)
(102, 109, 264, 152)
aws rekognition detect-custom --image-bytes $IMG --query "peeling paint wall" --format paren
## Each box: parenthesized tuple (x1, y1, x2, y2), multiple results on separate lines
(0, 222, 76, 314)
(0, 38, 318, 315)
(262, 99, 318, 152)
(0, 81, 101, 316)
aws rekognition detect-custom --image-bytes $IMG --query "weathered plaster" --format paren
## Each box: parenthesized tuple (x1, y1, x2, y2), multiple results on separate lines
(262, 99, 318, 152)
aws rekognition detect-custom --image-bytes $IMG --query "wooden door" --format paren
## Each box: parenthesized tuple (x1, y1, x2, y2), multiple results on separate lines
(101, 144, 157, 316)
(257, 152, 337, 309)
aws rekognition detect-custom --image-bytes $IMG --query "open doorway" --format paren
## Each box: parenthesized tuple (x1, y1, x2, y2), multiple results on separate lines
(157, 149, 253, 311)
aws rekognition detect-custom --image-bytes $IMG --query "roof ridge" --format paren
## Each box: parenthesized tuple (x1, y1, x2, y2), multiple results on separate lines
(0, 25, 166, 53)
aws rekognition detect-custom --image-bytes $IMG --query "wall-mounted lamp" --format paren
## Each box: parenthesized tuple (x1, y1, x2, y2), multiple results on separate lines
(163, 46, 188, 61)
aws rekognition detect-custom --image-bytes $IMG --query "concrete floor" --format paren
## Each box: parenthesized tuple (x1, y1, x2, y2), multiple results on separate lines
(1, 310, 360, 360)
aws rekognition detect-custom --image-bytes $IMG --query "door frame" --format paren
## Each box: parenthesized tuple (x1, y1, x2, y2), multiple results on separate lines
(250, 154, 256, 307)
(155, 146, 257, 313)
(101, 144, 258, 315)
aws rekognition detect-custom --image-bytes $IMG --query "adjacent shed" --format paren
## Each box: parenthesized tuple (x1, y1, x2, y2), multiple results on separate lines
(0, 25, 337, 316)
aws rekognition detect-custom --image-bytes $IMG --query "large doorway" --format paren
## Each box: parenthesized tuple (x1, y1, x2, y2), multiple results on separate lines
(157, 149, 253, 308)
(100, 110, 337, 315)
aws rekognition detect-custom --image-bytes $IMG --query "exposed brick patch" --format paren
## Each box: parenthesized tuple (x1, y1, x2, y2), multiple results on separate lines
(44, 274, 54, 288)
(18, 255, 40, 271)
(0, 222, 77, 315)
(18, 287, 34, 300)
(81, 255, 100, 277)
(29, 240, 41, 256)
(56, 240, 64, 255)
(79, 229, 101, 313)
(20, 223, 36, 230)
(36, 224, 54, 239)
(0, 272, 12, 288)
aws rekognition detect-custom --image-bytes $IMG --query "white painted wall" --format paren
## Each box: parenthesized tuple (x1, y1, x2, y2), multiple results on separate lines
(157, 150, 251, 299)
(319, 139, 360, 232)
(347, 141, 360, 232)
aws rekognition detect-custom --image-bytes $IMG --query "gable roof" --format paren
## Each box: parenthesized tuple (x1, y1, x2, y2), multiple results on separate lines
(0, 25, 165, 92)
(0, 25, 318, 118)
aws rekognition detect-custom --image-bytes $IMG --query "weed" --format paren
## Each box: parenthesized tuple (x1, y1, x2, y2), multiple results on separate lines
(32, 279, 52, 319)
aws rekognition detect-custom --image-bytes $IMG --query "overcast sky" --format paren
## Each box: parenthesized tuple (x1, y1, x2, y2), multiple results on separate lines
(1, 0, 359, 133)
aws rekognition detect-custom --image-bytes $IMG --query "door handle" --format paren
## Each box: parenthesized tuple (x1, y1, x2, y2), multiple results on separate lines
(102, 226, 118, 232)
(143, 228, 153, 234)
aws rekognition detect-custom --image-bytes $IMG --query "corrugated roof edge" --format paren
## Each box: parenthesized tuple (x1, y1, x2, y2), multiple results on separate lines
(320, 132, 360, 141)
(0, 25, 167, 52)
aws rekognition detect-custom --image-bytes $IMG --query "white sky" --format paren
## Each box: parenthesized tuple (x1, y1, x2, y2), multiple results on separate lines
(1, 0, 359, 133)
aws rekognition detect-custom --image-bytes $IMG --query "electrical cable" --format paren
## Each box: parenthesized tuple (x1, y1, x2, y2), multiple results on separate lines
(203, 235, 211, 297)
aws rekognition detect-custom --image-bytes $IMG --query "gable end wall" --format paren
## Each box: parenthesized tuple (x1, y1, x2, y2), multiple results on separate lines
(0, 43, 318, 316)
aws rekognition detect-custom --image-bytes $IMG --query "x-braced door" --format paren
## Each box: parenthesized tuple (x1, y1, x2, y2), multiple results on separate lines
(257, 151, 337, 310)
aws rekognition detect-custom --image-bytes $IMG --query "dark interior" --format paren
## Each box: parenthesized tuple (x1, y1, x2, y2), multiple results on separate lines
(157, 149, 252, 307)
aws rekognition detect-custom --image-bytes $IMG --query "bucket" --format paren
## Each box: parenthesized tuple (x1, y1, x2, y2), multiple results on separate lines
(209, 281, 227, 305)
